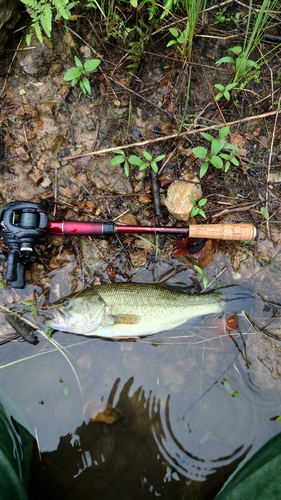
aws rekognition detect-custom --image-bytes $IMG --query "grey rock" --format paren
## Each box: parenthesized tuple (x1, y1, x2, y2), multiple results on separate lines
(19, 41, 52, 75)
(87, 155, 133, 195)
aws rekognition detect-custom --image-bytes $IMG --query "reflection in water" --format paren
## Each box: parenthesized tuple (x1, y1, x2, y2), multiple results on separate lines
(31, 377, 252, 500)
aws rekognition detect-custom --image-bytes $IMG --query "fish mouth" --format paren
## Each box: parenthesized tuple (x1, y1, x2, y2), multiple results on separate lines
(44, 306, 69, 329)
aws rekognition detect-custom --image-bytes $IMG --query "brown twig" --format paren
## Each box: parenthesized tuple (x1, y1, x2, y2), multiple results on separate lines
(64, 109, 280, 161)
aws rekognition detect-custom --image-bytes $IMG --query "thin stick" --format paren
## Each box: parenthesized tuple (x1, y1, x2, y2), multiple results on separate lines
(265, 98, 280, 238)
(64, 109, 280, 161)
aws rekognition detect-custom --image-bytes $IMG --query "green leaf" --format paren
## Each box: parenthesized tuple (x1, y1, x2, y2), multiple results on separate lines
(130, 0, 138, 7)
(143, 151, 152, 161)
(230, 157, 239, 166)
(198, 208, 206, 218)
(198, 198, 207, 207)
(31, 305, 38, 321)
(190, 207, 199, 217)
(81, 77, 91, 95)
(193, 146, 207, 159)
(214, 84, 224, 91)
(124, 161, 130, 177)
(44, 326, 54, 338)
(139, 162, 150, 170)
(202, 276, 208, 288)
(40, 2, 52, 37)
(201, 132, 214, 142)
(110, 156, 125, 166)
(211, 139, 224, 156)
(229, 45, 242, 55)
(215, 92, 223, 101)
(224, 90, 231, 101)
(154, 154, 165, 163)
(151, 162, 159, 173)
(194, 264, 203, 276)
(188, 195, 196, 205)
(113, 149, 124, 156)
(210, 155, 223, 169)
(26, 33, 32, 46)
(84, 59, 101, 72)
(34, 22, 43, 43)
(216, 56, 235, 65)
(166, 40, 177, 47)
(219, 126, 229, 139)
(226, 83, 237, 91)
(128, 155, 143, 166)
(74, 56, 83, 70)
(64, 67, 81, 81)
(199, 162, 209, 178)
(169, 27, 179, 37)
(246, 59, 259, 69)
(276, 416, 281, 422)
(177, 32, 186, 44)
(224, 161, 231, 172)
(260, 206, 270, 220)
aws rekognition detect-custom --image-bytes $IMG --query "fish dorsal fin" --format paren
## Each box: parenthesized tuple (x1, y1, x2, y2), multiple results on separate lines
(110, 314, 139, 325)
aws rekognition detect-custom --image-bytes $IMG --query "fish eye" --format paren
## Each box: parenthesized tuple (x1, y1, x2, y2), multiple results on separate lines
(63, 299, 70, 307)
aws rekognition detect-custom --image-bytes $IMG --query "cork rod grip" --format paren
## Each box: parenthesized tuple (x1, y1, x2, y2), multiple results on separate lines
(188, 223, 257, 241)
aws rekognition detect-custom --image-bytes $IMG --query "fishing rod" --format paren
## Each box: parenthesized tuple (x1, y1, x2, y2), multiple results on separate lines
(0, 201, 257, 288)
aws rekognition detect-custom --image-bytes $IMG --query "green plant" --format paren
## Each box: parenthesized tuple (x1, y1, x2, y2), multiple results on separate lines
(111, 149, 165, 177)
(194, 265, 208, 290)
(192, 126, 239, 178)
(129, 151, 165, 173)
(19, 298, 39, 320)
(221, 378, 240, 398)
(215, 6, 242, 26)
(216, 45, 259, 84)
(63, 56, 101, 96)
(110, 149, 132, 177)
(166, 0, 202, 60)
(216, 0, 279, 85)
(20, 0, 77, 43)
(214, 82, 237, 101)
(260, 206, 270, 220)
(167, 26, 189, 56)
(189, 196, 207, 218)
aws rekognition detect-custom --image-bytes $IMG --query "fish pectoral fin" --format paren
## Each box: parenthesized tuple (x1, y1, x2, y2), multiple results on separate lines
(110, 314, 140, 325)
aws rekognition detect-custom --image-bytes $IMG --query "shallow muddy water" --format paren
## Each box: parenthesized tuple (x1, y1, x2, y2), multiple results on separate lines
(0, 247, 281, 500)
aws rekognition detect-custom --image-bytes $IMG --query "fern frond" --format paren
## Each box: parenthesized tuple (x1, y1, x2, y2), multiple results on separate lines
(34, 21, 43, 43)
(40, 3, 52, 36)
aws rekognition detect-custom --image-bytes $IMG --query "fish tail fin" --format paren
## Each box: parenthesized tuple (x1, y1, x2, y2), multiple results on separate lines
(217, 285, 255, 314)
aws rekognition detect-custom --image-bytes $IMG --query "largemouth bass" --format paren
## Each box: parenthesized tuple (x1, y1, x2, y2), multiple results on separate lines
(44, 282, 230, 338)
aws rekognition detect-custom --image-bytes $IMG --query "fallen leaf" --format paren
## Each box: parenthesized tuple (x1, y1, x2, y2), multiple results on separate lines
(198, 240, 217, 268)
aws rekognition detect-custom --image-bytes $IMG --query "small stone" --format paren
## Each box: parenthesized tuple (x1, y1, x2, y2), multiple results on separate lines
(28, 171, 43, 185)
(163, 172, 202, 221)
(15, 146, 29, 161)
(139, 194, 151, 204)
(80, 45, 92, 59)
(130, 250, 147, 268)
(40, 176, 52, 188)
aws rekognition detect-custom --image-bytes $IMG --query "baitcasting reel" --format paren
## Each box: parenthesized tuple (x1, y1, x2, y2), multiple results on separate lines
(0, 201, 49, 288)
